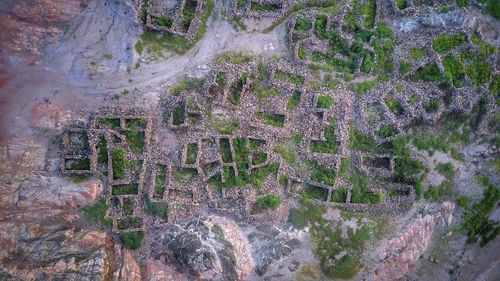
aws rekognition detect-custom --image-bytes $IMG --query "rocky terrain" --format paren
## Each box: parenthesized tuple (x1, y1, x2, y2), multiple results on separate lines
(0, 0, 499, 280)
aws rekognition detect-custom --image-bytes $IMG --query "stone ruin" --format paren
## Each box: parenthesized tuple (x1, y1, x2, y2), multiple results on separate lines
(136, 0, 209, 41)
(61, 54, 425, 237)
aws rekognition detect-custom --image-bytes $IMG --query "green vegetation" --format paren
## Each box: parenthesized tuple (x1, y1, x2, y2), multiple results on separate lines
(311, 118, 338, 154)
(485, 0, 500, 20)
(274, 142, 298, 166)
(80, 198, 112, 228)
(100, 118, 120, 129)
(155, 165, 167, 197)
(412, 112, 471, 156)
(331, 187, 348, 203)
(256, 112, 285, 127)
(137, 0, 213, 55)
(354, 79, 379, 96)
(144, 195, 169, 220)
(279, 175, 289, 188)
(287, 90, 301, 109)
(123, 198, 134, 216)
(215, 51, 254, 65)
(363, 0, 376, 29)
(396, 0, 407, 9)
(385, 97, 404, 116)
(126, 119, 147, 130)
(424, 177, 453, 202)
(436, 162, 455, 179)
(297, 47, 306, 60)
(111, 148, 132, 179)
(172, 103, 185, 125)
(274, 71, 305, 85)
(173, 167, 198, 182)
(303, 185, 328, 200)
(171, 78, 204, 96)
(432, 33, 467, 54)
(490, 75, 500, 96)
(314, 14, 328, 39)
(399, 61, 412, 76)
(67, 158, 90, 170)
(112, 184, 139, 195)
(135, 40, 144, 54)
(349, 128, 377, 153)
(309, 161, 336, 186)
(228, 74, 247, 105)
(409, 47, 426, 60)
(123, 131, 145, 154)
(291, 200, 383, 279)
(155, 16, 173, 28)
(295, 17, 312, 32)
(466, 62, 491, 86)
(410, 63, 442, 82)
(376, 124, 398, 138)
(186, 143, 198, 164)
(316, 95, 334, 109)
(256, 194, 281, 209)
(443, 55, 465, 87)
(220, 138, 233, 163)
(462, 175, 500, 246)
(349, 170, 383, 204)
(208, 114, 239, 134)
(251, 1, 281, 12)
(120, 232, 144, 250)
(181, 0, 196, 32)
(117, 217, 143, 230)
(424, 97, 440, 113)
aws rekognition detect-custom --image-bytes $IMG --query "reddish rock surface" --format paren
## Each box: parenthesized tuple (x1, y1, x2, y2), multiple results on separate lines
(0, 0, 87, 65)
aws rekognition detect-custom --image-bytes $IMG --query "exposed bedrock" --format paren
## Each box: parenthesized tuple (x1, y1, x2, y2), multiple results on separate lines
(0, 0, 88, 65)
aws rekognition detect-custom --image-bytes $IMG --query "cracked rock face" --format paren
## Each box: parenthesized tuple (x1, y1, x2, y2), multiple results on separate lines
(0, 0, 88, 65)
(154, 216, 254, 281)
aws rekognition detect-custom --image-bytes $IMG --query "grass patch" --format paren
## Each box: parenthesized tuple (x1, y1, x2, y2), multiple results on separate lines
(125, 119, 147, 130)
(256, 112, 285, 127)
(120, 232, 144, 250)
(256, 194, 281, 209)
(462, 175, 500, 246)
(173, 167, 198, 182)
(287, 90, 301, 109)
(155, 165, 167, 197)
(311, 118, 339, 154)
(111, 148, 132, 179)
(67, 158, 90, 170)
(172, 102, 186, 126)
(220, 138, 233, 163)
(208, 114, 239, 134)
(410, 63, 442, 82)
(316, 95, 334, 109)
(171, 78, 204, 96)
(274, 70, 305, 85)
(97, 137, 108, 164)
(309, 161, 336, 186)
(144, 196, 169, 220)
(100, 118, 120, 129)
(376, 124, 398, 138)
(251, 1, 281, 12)
(466, 61, 491, 86)
(331, 187, 348, 203)
(215, 51, 254, 65)
(409, 47, 426, 60)
(443, 55, 465, 87)
(432, 33, 467, 54)
(117, 217, 143, 230)
(123, 198, 134, 216)
(80, 198, 112, 228)
(363, 0, 376, 29)
(228, 73, 247, 106)
(295, 17, 312, 32)
(112, 184, 139, 195)
(123, 131, 145, 154)
(186, 143, 198, 164)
